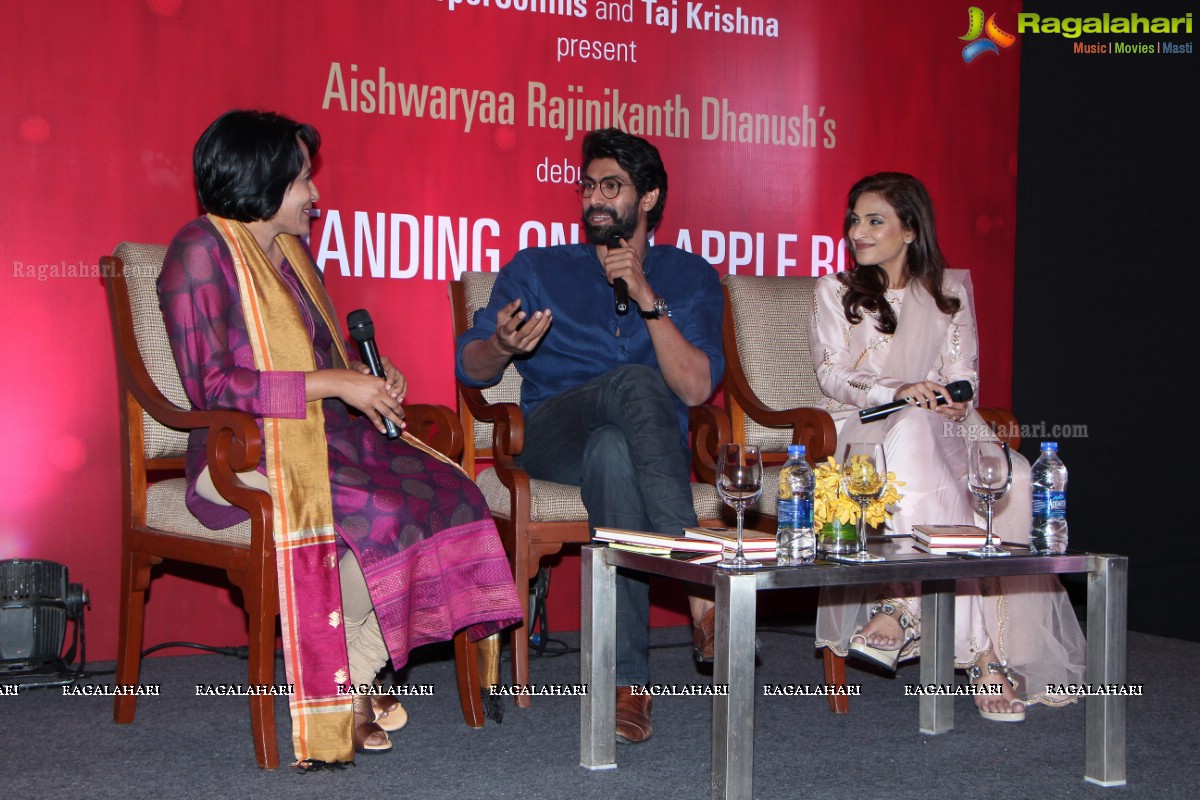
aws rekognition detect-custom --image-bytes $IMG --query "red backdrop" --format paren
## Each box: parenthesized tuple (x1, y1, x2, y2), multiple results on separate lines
(0, 0, 1022, 661)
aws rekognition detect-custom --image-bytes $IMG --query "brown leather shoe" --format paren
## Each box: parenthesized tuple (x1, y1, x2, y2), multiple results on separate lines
(692, 607, 716, 663)
(615, 686, 653, 744)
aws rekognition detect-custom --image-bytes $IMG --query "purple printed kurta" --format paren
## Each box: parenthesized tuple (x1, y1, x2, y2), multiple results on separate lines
(159, 218, 520, 667)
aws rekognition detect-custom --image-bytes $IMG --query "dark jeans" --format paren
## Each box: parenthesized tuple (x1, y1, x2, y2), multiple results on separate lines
(519, 364, 697, 685)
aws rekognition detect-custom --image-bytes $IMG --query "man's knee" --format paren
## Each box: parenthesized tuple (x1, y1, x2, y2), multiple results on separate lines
(583, 425, 634, 474)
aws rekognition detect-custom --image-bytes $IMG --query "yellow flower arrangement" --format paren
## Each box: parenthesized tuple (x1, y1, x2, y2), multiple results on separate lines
(813, 456, 905, 529)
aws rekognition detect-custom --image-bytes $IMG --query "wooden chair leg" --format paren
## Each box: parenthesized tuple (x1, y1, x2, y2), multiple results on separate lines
(510, 546, 533, 709)
(242, 570, 280, 770)
(113, 550, 154, 724)
(823, 648, 851, 714)
(454, 630, 486, 728)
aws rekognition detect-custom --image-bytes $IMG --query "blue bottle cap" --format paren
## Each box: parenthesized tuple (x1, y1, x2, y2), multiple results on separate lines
(787, 444, 806, 458)
(1041, 441, 1058, 451)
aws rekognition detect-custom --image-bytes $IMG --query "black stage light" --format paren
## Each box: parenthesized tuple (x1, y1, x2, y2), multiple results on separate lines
(0, 559, 89, 688)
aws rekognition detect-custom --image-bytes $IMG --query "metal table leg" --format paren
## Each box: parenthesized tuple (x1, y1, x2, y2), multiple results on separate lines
(1085, 554, 1128, 787)
(711, 570, 758, 800)
(580, 546, 617, 770)
(919, 579, 956, 734)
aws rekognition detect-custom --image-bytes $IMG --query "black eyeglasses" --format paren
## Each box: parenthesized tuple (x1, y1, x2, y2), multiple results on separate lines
(576, 177, 631, 200)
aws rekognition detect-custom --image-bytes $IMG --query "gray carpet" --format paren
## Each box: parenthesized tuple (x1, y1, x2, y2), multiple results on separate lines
(1, 621, 1192, 800)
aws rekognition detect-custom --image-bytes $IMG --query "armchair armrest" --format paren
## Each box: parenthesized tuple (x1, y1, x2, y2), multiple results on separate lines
(124, 346, 266, 485)
(721, 329, 838, 462)
(457, 384, 525, 467)
(405, 403, 465, 460)
(690, 404, 731, 486)
(727, 379, 837, 463)
(206, 411, 272, 550)
(455, 383, 533, 516)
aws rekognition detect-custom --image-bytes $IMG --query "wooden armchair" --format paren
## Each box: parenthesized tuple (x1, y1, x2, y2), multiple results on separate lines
(449, 271, 731, 706)
(104, 243, 487, 769)
(721, 273, 1021, 712)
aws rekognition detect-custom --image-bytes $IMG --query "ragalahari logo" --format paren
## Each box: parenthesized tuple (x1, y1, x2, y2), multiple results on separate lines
(960, 7, 1017, 62)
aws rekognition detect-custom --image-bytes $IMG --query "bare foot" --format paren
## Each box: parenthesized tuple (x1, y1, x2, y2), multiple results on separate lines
(855, 608, 905, 650)
(970, 651, 1026, 720)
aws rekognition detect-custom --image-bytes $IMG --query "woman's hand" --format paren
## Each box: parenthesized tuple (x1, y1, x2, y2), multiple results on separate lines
(894, 381, 969, 422)
(307, 367, 406, 434)
(356, 357, 407, 403)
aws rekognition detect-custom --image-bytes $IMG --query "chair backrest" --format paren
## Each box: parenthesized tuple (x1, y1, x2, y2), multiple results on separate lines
(449, 271, 524, 467)
(106, 243, 191, 462)
(722, 274, 831, 454)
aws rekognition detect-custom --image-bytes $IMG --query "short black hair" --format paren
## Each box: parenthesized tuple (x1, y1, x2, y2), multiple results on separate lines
(581, 128, 668, 231)
(193, 110, 320, 222)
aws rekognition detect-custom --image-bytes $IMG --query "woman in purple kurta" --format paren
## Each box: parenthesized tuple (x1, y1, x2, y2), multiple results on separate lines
(159, 111, 520, 759)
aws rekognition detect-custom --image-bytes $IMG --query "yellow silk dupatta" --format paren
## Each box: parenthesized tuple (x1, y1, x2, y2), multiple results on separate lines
(210, 215, 353, 766)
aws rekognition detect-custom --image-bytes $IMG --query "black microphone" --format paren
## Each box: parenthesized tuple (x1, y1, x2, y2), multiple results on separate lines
(858, 380, 973, 424)
(613, 278, 629, 315)
(346, 309, 400, 440)
(608, 235, 629, 315)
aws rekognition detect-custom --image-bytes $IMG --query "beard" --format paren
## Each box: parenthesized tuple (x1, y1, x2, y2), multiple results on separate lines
(583, 202, 638, 246)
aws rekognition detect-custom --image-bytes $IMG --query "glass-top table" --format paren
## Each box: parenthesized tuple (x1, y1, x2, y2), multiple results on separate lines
(579, 542, 1127, 800)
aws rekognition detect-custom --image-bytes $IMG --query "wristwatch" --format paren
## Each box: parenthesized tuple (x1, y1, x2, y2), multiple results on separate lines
(638, 296, 669, 320)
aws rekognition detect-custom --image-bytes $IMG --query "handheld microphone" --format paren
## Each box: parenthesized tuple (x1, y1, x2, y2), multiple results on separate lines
(858, 380, 973, 424)
(613, 278, 629, 315)
(608, 235, 630, 315)
(346, 309, 400, 440)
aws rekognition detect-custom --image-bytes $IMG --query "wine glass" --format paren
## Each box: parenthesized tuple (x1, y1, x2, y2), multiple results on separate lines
(963, 439, 1013, 558)
(715, 443, 764, 570)
(837, 442, 887, 563)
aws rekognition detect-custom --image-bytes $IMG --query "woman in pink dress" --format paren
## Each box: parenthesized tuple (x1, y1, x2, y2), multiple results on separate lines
(809, 172, 1085, 721)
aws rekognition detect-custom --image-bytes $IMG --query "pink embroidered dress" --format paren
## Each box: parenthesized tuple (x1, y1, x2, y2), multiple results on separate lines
(809, 269, 1085, 705)
(159, 218, 521, 669)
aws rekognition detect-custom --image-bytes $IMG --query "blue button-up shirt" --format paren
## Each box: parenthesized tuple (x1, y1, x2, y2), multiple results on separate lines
(455, 243, 725, 436)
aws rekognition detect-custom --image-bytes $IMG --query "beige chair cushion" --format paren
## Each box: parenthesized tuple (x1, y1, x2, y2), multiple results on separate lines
(690, 481, 725, 521)
(145, 478, 252, 545)
(476, 468, 586, 523)
(722, 274, 830, 453)
(746, 465, 782, 517)
(114, 242, 192, 460)
(476, 467, 725, 524)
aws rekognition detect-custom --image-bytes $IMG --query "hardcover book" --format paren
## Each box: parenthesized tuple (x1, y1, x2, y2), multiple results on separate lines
(911, 524, 991, 547)
(594, 528, 724, 554)
(683, 526, 777, 552)
(911, 525, 996, 554)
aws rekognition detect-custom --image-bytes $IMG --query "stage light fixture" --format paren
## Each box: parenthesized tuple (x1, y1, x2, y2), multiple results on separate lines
(0, 559, 89, 688)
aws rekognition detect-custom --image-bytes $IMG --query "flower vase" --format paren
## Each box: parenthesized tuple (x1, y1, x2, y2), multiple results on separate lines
(818, 519, 858, 555)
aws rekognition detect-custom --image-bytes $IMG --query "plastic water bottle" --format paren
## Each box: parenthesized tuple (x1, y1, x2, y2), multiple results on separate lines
(776, 444, 816, 565)
(1030, 441, 1068, 555)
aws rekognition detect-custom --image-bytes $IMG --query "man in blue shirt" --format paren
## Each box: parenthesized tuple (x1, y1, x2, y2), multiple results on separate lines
(456, 128, 724, 744)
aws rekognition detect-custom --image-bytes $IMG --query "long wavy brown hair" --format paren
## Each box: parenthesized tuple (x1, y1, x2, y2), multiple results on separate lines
(838, 172, 960, 334)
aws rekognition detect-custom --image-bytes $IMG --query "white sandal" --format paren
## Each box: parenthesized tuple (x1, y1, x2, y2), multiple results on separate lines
(969, 661, 1027, 723)
(848, 601, 917, 673)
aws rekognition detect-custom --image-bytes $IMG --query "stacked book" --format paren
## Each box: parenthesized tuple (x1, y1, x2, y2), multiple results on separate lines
(594, 528, 725, 563)
(911, 524, 991, 554)
(684, 526, 778, 561)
